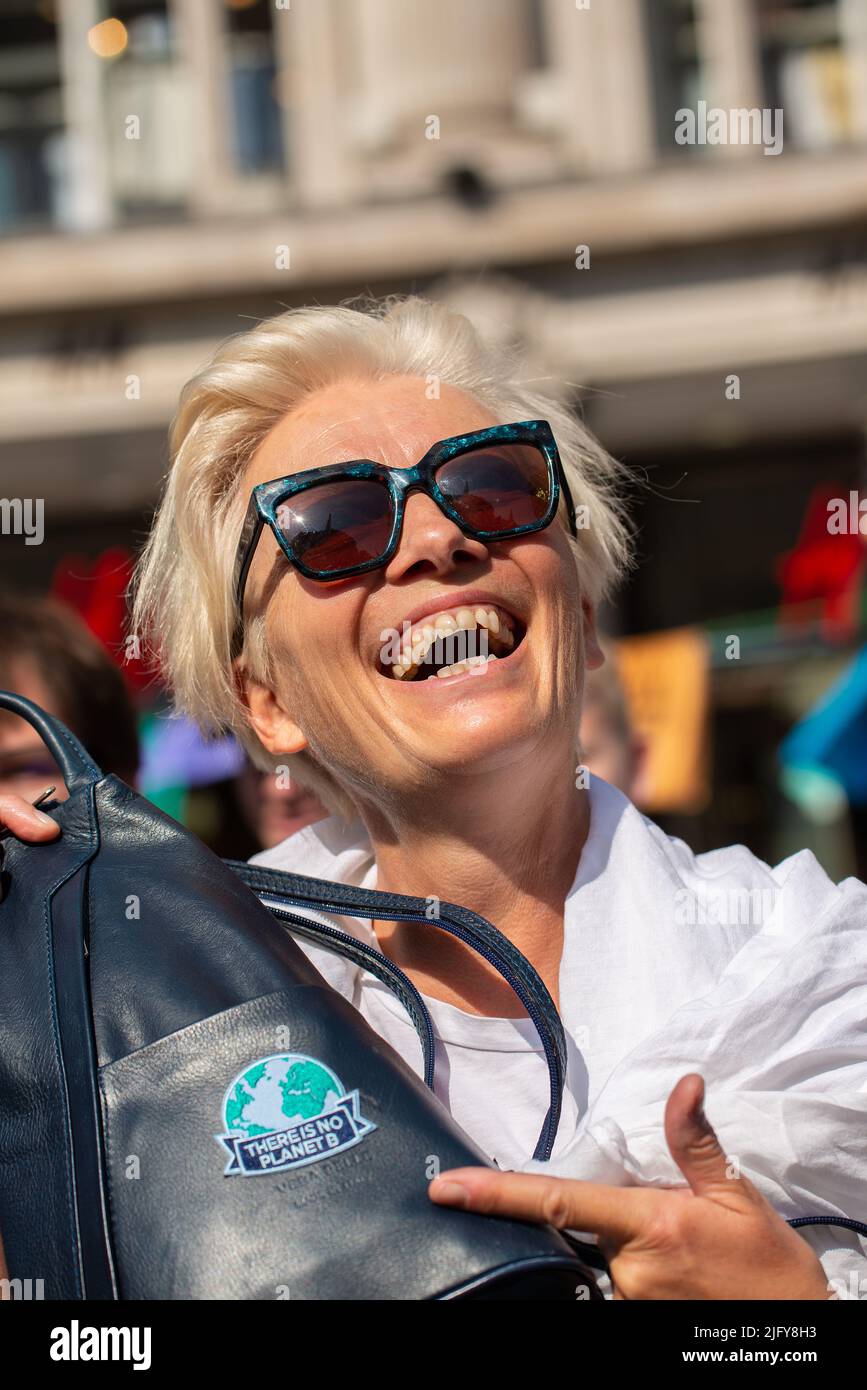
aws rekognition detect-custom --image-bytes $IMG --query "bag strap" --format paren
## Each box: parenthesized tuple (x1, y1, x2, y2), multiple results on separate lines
(788, 1215, 867, 1239)
(257, 897, 437, 1089)
(226, 860, 567, 1162)
(0, 690, 102, 792)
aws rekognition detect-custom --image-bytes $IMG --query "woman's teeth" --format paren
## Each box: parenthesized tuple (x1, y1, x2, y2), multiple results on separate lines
(388, 605, 516, 681)
(430, 653, 499, 680)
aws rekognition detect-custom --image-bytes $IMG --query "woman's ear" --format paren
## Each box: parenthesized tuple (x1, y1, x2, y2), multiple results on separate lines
(581, 598, 605, 672)
(235, 662, 308, 756)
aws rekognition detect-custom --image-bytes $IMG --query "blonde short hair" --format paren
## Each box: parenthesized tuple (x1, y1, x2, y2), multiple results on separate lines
(132, 292, 634, 816)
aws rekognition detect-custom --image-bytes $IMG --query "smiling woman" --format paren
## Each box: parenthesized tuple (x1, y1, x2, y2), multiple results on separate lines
(124, 292, 867, 1301)
(133, 295, 633, 818)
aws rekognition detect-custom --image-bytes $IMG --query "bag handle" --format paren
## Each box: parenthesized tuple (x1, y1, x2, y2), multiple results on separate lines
(0, 690, 102, 793)
(227, 860, 568, 1162)
(258, 897, 437, 1089)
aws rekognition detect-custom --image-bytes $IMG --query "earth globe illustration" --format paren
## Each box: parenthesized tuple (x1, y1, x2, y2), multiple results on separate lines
(223, 1054, 343, 1139)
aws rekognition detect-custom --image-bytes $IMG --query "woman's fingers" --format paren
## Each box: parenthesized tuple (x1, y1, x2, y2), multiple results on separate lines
(0, 793, 60, 842)
(428, 1166, 645, 1246)
(664, 1073, 758, 1209)
(429, 1078, 832, 1300)
(428, 1074, 748, 1242)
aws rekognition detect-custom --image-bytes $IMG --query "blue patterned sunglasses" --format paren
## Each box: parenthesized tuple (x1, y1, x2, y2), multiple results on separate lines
(232, 419, 577, 653)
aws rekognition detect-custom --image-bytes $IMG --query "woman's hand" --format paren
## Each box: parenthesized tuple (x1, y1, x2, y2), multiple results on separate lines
(428, 1073, 830, 1300)
(0, 793, 60, 842)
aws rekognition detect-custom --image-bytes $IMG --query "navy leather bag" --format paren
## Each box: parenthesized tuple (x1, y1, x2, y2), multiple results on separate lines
(0, 692, 599, 1301)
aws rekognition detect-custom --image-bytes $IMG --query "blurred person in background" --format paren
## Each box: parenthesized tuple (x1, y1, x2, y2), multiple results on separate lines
(578, 639, 647, 804)
(0, 594, 139, 802)
(235, 758, 327, 850)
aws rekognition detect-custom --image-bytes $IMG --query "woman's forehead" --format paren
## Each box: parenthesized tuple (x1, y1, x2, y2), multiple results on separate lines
(245, 376, 498, 486)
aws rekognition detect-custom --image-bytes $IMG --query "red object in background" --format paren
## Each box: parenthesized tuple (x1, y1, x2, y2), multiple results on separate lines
(51, 548, 156, 695)
(776, 484, 865, 641)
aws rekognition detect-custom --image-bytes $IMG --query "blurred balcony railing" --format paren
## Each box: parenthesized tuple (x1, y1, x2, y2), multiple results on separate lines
(0, 9, 63, 232)
(0, 0, 865, 243)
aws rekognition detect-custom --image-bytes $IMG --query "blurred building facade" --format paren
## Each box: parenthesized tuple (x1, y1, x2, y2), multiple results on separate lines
(2, 0, 867, 864)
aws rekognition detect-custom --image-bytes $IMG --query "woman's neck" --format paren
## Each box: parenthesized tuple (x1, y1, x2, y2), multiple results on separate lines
(359, 748, 590, 1018)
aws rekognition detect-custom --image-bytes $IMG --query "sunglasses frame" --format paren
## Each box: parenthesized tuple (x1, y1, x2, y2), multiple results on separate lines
(232, 419, 577, 655)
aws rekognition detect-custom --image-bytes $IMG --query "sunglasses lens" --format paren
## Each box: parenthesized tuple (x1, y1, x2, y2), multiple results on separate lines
(435, 443, 551, 534)
(276, 478, 393, 575)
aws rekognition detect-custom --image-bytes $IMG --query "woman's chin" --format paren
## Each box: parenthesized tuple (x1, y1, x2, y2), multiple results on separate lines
(408, 703, 541, 774)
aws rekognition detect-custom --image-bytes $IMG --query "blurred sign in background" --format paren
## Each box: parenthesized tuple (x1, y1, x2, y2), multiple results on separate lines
(2, 0, 867, 870)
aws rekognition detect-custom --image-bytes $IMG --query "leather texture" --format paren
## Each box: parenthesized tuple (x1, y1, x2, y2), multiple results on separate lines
(0, 691, 600, 1301)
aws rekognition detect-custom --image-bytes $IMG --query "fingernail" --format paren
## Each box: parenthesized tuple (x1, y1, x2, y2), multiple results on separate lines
(430, 1179, 470, 1208)
(32, 810, 56, 827)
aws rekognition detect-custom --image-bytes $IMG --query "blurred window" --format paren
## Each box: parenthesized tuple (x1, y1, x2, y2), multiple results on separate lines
(644, 0, 702, 157)
(0, 1, 63, 234)
(103, 0, 191, 218)
(224, 0, 285, 176)
(526, 0, 550, 71)
(753, 0, 856, 150)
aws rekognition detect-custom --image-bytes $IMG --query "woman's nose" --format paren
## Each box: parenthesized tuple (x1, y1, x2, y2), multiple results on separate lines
(383, 490, 488, 581)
